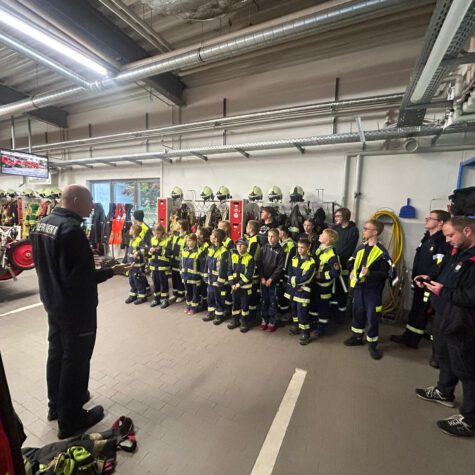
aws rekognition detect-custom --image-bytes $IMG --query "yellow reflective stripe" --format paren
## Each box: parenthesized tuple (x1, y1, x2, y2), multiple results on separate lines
(301, 286, 311, 292)
(324, 271, 331, 280)
(321, 293, 332, 299)
(375, 305, 383, 312)
(351, 326, 364, 334)
(293, 296, 310, 304)
(299, 323, 310, 330)
(366, 335, 379, 342)
(406, 324, 425, 335)
(317, 281, 332, 287)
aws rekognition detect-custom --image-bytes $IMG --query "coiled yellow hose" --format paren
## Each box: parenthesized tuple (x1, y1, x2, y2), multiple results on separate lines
(370, 209, 406, 320)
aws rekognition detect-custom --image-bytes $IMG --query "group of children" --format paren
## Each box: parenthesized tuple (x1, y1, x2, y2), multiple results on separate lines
(124, 215, 396, 359)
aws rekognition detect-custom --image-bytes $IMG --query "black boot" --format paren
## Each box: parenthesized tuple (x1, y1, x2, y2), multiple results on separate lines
(150, 299, 160, 308)
(390, 331, 419, 349)
(369, 345, 382, 360)
(202, 312, 214, 322)
(227, 318, 240, 330)
(299, 331, 311, 345)
(134, 297, 147, 305)
(125, 295, 137, 304)
(240, 319, 249, 333)
(288, 324, 300, 336)
(159, 299, 169, 309)
(344, 336, 364, 346)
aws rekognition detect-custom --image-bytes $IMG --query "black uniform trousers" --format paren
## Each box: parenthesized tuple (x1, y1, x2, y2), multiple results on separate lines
(260, 283, 278, 325)
(171, 268, 185, 297)
(351, 285, 383, 346)
(129, 267, 147, 298)
(184, 282, 201, 309)
(402, 286, 431, 344)
(47, 313, 96, 429)
(433, 315, 475, 426)
(232, 287, 250, 321)
(208, 284, 226, 318)
(333, 272, 351, 322)
(151, 270, 169, 300)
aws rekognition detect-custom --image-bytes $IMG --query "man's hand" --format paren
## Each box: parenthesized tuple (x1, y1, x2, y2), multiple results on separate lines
(112, 263, 131, 276)
(424, 280, 443, 296)
(360, 266, 370, 277)
(414, 274, 430, 288)
(265, 278, 273, 287)
(261, 277, 266, 285)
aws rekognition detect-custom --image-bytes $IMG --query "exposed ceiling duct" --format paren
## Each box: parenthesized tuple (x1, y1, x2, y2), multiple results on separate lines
(0, 0, 413, 119)
(22, 93, 405, 153)
(50, 123, 475, 168)
(140, 0, 253, 21)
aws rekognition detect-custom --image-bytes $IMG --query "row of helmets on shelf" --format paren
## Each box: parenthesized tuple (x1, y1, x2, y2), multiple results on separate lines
(0, 187, 62, 200)
(169, 185, 306, 203)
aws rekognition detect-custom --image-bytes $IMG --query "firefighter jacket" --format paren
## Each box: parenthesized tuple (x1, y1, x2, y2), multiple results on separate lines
(314, 245, 341, 287)
(412, 230, 451, 279)
(247, 234, 261, 262)
(204, 244, 231, 287)
(171, 232, 187, 271)
(348, 242, 396, 289)
(259, 243, 285, 282)
(297, 232, 319, 253)
(127, 236, 147, 271)
(437, 245, 475, 334)
(333, 221, 359, 269)
(148, 235, 172, 272)
(30, 207, 113, 328)
(281, 238, 296, 280)
(180, 246, 204, 284)
(229, 252, 255, 289)
(285, 254, 316, 304)
(223, 236, 235, 252)
(138, 221, 152, 246)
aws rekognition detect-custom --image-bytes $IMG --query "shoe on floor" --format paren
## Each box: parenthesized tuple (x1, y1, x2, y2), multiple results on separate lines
(159, 299, 169, 309)
(184, 307, 191, 314)
(48, 391, 91, 422)
(134, 297, 147, 305)
(227, 319, 240, 330)
(202, 313, 214, 322)
(415, 386, 455, 407)
(240, 323, 249, 333)
(437, 414, 475, 437)
(390, 334, 418, 349)
(344, 337, 364, 346)
(57, 405, 104, 440)
(125, 296, 137, 304)
(368, 346, 382, 360)
(429, 357, 440, 369)
(175, 296, 185, 303)
(150, 299, 160, 308)
(260, 322, 268, 331)
(299, 333, 311, 346)
(267, 324, 276, 332)
(213, 317, 224, 325)
(288, 325, 300, 336)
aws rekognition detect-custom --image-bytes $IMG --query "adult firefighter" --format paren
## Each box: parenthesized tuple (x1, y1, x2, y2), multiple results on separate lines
(30, 184, 128, 439)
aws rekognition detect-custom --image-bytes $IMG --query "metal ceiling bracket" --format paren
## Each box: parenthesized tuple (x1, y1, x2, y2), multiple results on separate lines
(127, 159, 142, 165)
(356, 117, 366, 149)
(77, 163, 93, 168)
(98, 161, 117, 166)
(235, 148, 249, 158)
(191, 152, 208, 161)
(293, 143, 305, 154)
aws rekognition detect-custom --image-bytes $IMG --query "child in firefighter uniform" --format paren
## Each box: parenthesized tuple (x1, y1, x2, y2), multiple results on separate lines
(218, 220, 235, 315)
(245, 220, 261, 318)
(197, 227, 211, 310)
(278, 225, 296, 315)
(202, 229, 232, 325)
(171, 219, 189, 303)
(180, 233, 204, 315)
(285, 238, 316, 345)
(125, 224, 148, 305)
(344, 219, 397, 360)
(227, 237, 256, 333)
(148, 223, 172, 309)
(312, 228, 342, 336)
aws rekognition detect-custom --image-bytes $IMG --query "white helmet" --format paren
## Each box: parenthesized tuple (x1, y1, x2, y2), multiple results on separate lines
(267, 185, 282, 202)
(248, 185, 263, 202)
(170, 186, 184, 200)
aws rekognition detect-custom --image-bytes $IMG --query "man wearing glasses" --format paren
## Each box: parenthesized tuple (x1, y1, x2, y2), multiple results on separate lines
(391, 210, 451, 353)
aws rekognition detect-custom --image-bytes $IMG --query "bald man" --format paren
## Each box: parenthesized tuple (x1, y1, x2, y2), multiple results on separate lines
(31, 184, 128, 439)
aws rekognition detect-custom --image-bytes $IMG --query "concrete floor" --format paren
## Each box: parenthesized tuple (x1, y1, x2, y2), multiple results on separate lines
(1, 271, 474, 475)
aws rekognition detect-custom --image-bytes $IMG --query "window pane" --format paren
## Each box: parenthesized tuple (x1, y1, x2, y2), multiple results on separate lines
(90, 181, 110, 213)
(113, 181, 134, 205)
(137, 181, 160, 225)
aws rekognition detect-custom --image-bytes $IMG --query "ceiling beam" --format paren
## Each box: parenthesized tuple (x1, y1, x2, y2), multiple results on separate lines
(0, 84, 68, 128)
(24, 0, 185, 106)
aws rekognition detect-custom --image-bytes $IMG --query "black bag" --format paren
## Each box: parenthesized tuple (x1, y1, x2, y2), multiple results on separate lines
(449, 186, 475, 216)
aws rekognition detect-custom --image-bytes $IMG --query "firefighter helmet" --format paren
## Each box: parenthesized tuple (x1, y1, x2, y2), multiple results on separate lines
(170, 186, 184, 200)
(289, 185, 305, 203)
(216, 186, 231, 201)
(48, 187, 62, 199)
(248, 185, 263, 202)
(21, 188, 36, 198)
(200, 185, 214, 201)
(5, 188, 17, 198)
(267, 185, 282, 202)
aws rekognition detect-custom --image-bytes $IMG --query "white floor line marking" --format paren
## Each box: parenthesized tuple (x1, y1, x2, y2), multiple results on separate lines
(0, 302, 43, 317)
(250, 367, 307, 475)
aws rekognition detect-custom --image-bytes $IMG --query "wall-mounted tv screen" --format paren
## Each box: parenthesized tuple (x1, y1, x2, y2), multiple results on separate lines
(1, 148, 49, 179)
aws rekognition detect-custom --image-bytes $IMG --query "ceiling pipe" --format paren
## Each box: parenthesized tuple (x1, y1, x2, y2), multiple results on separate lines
(0, 31, 91, 88)
(0, 0, 412, 118)
(50, 123, 475, 168)
(22, 92, 405, 153)
(96, 0, 172, 53)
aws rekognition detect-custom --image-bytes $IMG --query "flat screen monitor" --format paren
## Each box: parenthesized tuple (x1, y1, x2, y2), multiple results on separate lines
(1, 148, 49, 179)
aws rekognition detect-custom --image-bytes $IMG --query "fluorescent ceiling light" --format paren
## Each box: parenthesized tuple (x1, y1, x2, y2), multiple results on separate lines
(410, 0, 471, 103)
(0, 9, 108, 76)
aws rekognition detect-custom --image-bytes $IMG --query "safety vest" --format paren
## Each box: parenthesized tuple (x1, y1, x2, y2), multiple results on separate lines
(285, 254, 315, 304)
(181, 246, 202, 284)
(229, 252, 255, 289)
(247, 234, 261, 261)
(349, 242, 394, 288)
(149, 235, 171, 271)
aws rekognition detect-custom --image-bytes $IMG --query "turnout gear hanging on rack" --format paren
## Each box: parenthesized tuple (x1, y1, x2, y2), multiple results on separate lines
(89, 203, 106, 254)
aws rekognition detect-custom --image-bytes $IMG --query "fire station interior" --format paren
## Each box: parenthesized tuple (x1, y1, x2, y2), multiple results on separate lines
(1, 0, 475, 473)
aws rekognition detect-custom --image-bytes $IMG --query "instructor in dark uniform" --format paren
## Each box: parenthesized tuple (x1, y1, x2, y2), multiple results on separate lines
(31, 184, 127, 439)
